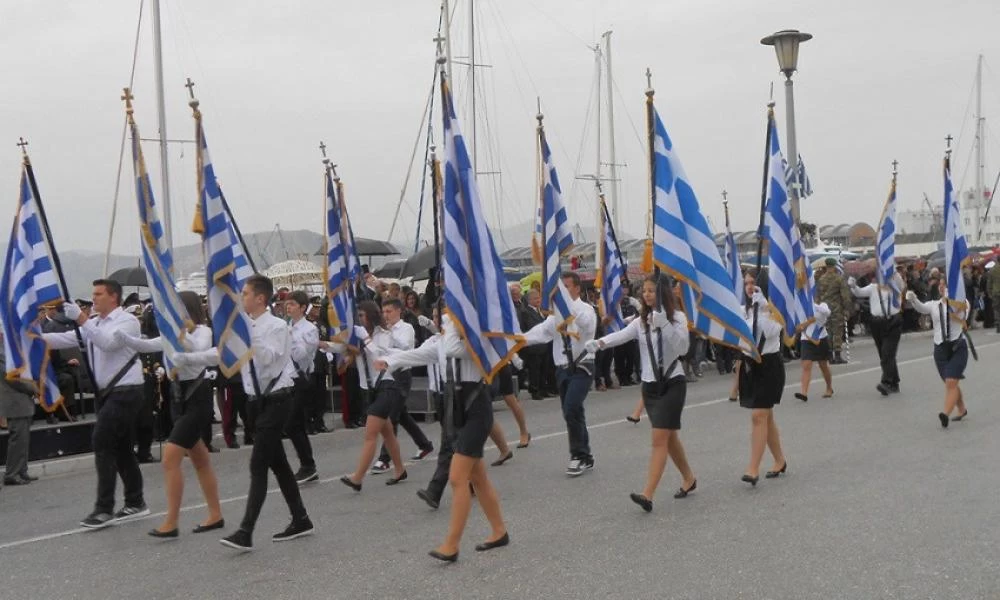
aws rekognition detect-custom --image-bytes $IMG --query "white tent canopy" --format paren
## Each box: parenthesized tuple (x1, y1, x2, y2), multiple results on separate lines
(263, 259, 322, 289)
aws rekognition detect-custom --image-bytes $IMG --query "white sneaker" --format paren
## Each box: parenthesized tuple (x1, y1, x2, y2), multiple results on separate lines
(370, 461, 390, 475)
(566, 459, 584, 477)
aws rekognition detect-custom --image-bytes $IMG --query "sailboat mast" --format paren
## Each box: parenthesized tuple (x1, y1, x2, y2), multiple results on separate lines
(603, 31, 620, 235)
(594, 44, 603, 245)
(151, 0, 173, 253)
(442, 0, 454, 78)
(468, 0, 477, 174)
(975, 53, 984, 241)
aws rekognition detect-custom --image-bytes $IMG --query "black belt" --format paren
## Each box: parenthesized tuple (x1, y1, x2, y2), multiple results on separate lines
(105, 384, 145, 393)
(249, 387, 293, 401)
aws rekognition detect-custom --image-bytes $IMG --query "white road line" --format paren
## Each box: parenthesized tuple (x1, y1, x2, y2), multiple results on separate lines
(2, 340, 996, 552)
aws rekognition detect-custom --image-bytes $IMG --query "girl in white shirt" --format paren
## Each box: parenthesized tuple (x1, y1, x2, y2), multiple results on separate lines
(794, 301, 834, 402)
(588, 276, 696, 512)
(906, 277, 970, 428)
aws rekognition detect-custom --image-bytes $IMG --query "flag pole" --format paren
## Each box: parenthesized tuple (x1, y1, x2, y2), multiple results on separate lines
(17, 139, 100, 396)
(751, 102, 776, 340)
(645, 68, 661, 308)
(599, 185, 629, 290)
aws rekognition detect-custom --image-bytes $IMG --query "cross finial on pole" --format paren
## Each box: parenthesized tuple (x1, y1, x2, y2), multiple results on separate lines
(945, 134, 953, 149)
(645, 68, 653, 93)
(319, 141, 328, 159)
(16, 137, 28, 156)
(121, 87, 135, 114)
(536, 96, 543, 126)
(891, 159, 898, 175)
(722, 189, 728, 202)
(184, 77, 196, 100)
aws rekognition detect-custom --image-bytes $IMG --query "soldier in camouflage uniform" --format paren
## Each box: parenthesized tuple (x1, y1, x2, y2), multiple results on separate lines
(816, 257, 853, 364)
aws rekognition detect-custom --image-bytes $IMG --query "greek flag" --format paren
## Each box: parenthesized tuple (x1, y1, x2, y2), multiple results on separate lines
(723, 222, 743, 306)
(943, 153, 969, 317)
(800, 259, 824, 343)
(597, 198, 625, 332)
(192, 117, 253, 377)
(128, 111, 191, 364)
(0, 166, 63, 410)
(534, 125, 575, 324)
(782, 154, 813, 198)
(764, 112, 815, 343)
(324, 168, 355, 346)
(876, 173, 899, 307)
(440, 70, 523, 383)
(650, 104, 757, 358)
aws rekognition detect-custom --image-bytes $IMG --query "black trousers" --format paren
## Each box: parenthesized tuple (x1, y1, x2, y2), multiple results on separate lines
(869, 315, 902, 387)
(522, 350, 545, 394)
(426, 392, 456, 502)
(379, 404, 433, 463)
(92, 387, 145, 514)
(135, 379, 157, 457)
(285, 380, 315, 470)
(594, 348, 613, 386)
(222, 380, 254, 445)
(240, 391, 308, 533)
(614, 341, 639, 385)
(542, 344, 558, 393)
(344, 366, 367, 425)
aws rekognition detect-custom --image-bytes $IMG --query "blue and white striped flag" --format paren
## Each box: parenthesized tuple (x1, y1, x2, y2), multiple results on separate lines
(0, 165, 63, 411)
(193, 115, 253, 378)
(876, 172, 899, 307)
(650, 104, 758, 358)
(597, 197, 625, 332)
(782, 154, 813, 198)
(533, 125, 575, 324)
(440, 71, 523, 383)
(723, 221, 744, 306)
(128, 110, 192, 364)
(943, 153, 969, 319)
(324, 168, 356, 346)
(764, 111, 814, 343)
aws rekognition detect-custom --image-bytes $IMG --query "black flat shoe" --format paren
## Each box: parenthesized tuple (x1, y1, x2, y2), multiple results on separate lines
(192, 519, 225, 534)
(491, 451, 514, 467)
(626, 416, 640, 424)
(938, 412, 949, 428)
(416, 489, 440, 510)
(674, 480, 697, 499)
(952, 410, 968, 422)
(741, 474, 759, 487)
(765, 463, 787, 478)
(148, 528, 178, 539)
(429, 549, 458, 562)
(516, 434, 532, 449)
(340, 475, 362, 491)
(794, 393, 808, 402)
(629, 493, 653, 512)
(386, 471, 408, 486)
(475, 532, 510, 552)
(728, 397, 738, 402)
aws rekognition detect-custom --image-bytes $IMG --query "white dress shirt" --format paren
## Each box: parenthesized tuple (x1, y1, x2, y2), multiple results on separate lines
(597, 311, 689, 381)
(120, 325, 213, 381)
(850, 273, 904, 318)
(383, 317, 481, 383)
(743, 300, 783, 356)
(909, 297, 969, 344)
(43, 307, 143, 388)
(326, 323, 413, 388)
(522, 297, 597, 367)
(801, 303, 831, 342)
(289, 317, 320, 376)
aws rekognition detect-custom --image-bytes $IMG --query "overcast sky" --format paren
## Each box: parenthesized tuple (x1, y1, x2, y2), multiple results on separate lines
(2, 0, 999, 264)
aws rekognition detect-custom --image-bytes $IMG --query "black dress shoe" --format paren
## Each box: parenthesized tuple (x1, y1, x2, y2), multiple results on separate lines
(429, 549, 458, 562)
(673, 480, 697, 499)
(765, 463, 787, 478)
(192, 519, 225, 534)
(18, 473, 38, 482)
(876, 383, 890, 396)
(741, 474, 759, 487)
(416, 489, 440, 510)
(626, 416, 640, 424)
(629, 493, 653, 512)
(794, 393, 808, 402)
(939, 412, 949, 428)
(491, 451, 514, 467)
(386, 471, 408, 486)
(148, 528, 179, 539)
(3, 475, 30, 486)
(952, 410, 968, 422)
(516, 434, 532, 449)
(474, 532, 510, 552)
(340, 475, 362, 492)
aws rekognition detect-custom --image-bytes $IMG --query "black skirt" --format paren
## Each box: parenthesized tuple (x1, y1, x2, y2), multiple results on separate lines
(641, 376, 686, 430)
(168, 378, 213, 449)
(933, 338, 968, 381)
(739, 352, 785, 409)
(453, 382, 494, 459)
(800, 337, 831, 362)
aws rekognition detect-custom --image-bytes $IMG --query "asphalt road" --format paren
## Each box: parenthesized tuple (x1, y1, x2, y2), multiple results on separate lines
(1, 329, 998, 600)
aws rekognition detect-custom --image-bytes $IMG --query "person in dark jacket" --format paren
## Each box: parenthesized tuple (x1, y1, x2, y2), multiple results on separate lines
(0, 334, 40, 486)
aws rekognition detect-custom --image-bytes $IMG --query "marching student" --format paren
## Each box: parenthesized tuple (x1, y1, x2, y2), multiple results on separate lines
(586, 276, 696, 512)
(793, 299, 835, 402)
(849, 270, 905, 396)
(521, 271, 598, 476)
(175, 275, 314, 551)
(906, 281, 970, 428)
(116, 291, 224, 538)
(44, 279, 149, 529)
(283, 291, 319, 485)
(739, 279, 788, 486)
(374, 314, 509, 562)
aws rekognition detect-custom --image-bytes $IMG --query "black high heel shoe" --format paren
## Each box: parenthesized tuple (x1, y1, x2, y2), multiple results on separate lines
(429, 549, 458, 562)
(475, 532, 510, 552)
(673, 480, 697, 499)
(741, 474, 759, 487)
(386, 471, 408, 485)
(765, 463, 787, 479)
(626, 416, 641, 424)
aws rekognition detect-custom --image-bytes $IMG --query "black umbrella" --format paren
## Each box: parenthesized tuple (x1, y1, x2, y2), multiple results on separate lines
(373, 259, 406, 279)
(314, 237, 400, 258)
(107, 266, 147, 287)
(400, 245, 439, 279)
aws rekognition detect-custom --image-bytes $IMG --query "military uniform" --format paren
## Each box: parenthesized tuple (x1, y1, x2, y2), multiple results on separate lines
(988, 266, 1000, 333)
(816, 262, 852, 363)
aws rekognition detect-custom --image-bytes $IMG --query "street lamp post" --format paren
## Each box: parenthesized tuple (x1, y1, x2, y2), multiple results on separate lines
(761, 29, 812, 227)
